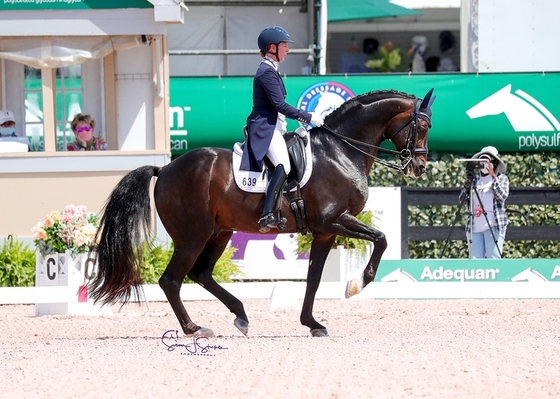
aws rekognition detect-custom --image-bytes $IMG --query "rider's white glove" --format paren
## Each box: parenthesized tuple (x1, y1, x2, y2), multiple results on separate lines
(310, 112, 324, 127)
(295, 127, 308, 138)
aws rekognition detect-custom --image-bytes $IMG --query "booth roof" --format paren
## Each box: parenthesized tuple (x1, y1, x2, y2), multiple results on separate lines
(328, 0, 422, 23)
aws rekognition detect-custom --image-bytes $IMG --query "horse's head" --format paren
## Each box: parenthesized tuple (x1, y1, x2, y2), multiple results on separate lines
(385, 88, 435, 178)
(319, 88, 434, 178)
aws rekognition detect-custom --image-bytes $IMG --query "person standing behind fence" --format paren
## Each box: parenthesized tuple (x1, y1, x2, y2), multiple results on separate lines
(67, 113, 107, 151)
(459, 146, 509, 259)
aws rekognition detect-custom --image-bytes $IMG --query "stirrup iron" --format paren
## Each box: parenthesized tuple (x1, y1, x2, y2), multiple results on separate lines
(259, 213, 276, 233)
(276, 209, 287, 231)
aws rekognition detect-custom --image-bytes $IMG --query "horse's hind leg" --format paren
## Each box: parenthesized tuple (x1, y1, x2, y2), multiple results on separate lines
(159, 245, 215, 337)
(187, 231, 250, 336)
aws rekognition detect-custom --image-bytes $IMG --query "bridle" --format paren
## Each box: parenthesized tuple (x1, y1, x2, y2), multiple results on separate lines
(321, 95, 433, 173)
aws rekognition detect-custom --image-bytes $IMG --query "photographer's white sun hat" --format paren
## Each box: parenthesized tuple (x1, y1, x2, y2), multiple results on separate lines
(472, 146, 506, 173)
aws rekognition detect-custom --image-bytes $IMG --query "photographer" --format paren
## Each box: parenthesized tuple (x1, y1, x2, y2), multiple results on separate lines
(459, 146, 510, 258)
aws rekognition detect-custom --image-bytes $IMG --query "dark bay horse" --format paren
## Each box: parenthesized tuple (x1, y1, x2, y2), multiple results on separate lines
(88, 89, 435, 337)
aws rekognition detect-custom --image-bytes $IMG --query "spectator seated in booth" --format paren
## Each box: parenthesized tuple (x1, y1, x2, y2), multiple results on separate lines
(338, 38, 375, 74)
(0, 109, 17, 137)
(0, 109, 29, 152)
(67, 113, 107, 151)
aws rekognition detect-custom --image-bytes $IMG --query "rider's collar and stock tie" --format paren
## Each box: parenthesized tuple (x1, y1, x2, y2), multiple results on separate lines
(321, 94, 434, 173)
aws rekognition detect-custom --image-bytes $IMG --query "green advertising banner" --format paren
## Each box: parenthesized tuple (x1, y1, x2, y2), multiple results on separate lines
(0, 0, 151, 10)
(170, 72, 560, 158)
(377, 259, 560, 283)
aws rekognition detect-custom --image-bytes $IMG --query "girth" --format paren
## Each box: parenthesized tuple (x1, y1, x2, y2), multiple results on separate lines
(263, 132, 310, 233)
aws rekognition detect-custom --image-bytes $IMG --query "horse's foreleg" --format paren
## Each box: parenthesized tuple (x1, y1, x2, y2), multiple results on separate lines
(345, 235, 387, 297)
(187, 232, 249, 336)
(320, 212, 387, 299)
(159, 250, 214, 337)
(300, 233, 336, 337)
(345, 229, 387, 299)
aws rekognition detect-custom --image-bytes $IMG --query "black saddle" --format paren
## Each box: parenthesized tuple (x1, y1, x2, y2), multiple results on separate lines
(240, 127, 308, 192)
(277, 131, 307, 191)
(241, 127, 310, 233)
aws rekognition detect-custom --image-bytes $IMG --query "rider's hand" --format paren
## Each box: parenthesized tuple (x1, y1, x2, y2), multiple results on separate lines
(310, 112, 324, 127)
(295, 127, 308, 138)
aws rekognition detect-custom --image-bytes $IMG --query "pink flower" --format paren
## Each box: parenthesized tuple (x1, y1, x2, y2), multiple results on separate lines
(33, 204, 100, 255)
(51, 210, 61, 221)
(32, 222, 47, 240)
(72, 231, 88, 248)
(44, 211, 58, 227)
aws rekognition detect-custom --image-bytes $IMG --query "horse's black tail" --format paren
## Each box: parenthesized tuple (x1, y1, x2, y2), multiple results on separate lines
(88, 165, 161, 306)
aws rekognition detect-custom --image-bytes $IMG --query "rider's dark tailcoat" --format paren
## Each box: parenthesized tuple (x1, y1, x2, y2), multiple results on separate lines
(240, 59, 312, 172)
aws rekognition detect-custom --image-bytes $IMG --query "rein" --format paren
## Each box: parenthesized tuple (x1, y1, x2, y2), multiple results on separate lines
(321, 100, 430, 172)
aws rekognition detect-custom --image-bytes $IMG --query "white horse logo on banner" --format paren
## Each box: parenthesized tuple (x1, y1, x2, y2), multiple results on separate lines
(511, 267, 548, 283)
(380, 268, 417, 283)
(466, 84, 560, 132)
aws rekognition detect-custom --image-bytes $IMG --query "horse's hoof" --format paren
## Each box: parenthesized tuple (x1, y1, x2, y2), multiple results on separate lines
(310, 328, 329, 337)
(192, 327, 215, 338)
(234, 318, 249, 336)
(345, 279, 363, 298)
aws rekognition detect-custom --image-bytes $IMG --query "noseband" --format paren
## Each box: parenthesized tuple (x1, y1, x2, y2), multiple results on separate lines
(322, 97, 430, 173)
(387, 97, 430, 170)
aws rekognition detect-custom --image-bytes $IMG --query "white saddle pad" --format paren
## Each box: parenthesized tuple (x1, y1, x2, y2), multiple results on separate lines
(232, 136, 313, 193)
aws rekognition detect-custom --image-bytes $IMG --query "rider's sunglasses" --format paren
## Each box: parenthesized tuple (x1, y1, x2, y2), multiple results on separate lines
(75, 126, 92, 133)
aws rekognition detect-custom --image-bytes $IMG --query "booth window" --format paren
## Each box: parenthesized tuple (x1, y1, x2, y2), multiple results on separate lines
(25, 65, 83, 152)
(55, 66, 82, 151)
(3, 35, 151, 154)
(24, 66, 43, 151)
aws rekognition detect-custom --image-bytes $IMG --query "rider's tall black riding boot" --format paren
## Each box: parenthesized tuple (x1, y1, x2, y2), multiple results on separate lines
(259, 164, 287, 233)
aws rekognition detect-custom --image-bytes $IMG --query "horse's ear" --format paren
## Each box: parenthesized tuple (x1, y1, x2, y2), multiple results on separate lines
(420, 88, 435, 110)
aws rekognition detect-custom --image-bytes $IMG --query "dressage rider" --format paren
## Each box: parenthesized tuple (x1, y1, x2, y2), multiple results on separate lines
(240, 26, 324, 233)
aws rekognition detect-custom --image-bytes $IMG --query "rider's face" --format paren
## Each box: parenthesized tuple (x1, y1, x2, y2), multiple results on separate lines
(273, 42, 290, 62)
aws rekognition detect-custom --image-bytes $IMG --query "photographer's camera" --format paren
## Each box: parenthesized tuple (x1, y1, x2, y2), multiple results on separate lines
(465, 160, 484, 180)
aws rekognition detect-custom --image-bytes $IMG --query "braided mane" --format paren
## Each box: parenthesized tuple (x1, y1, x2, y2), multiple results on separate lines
(327, 89, 415, 120)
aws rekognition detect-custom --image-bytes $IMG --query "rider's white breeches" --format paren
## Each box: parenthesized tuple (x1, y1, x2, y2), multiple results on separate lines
(266, 114, 291, 175)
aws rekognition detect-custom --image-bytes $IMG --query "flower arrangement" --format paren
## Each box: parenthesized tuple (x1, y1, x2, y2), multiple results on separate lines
(365, 41, 402, 72)
(32, 204, 99, 256)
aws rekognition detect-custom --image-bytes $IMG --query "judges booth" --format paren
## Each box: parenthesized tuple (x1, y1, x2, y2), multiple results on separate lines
(0, 1, 185, 241)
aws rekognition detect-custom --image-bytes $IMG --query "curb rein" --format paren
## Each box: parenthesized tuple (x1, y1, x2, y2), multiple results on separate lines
(321, 99, 430, 173)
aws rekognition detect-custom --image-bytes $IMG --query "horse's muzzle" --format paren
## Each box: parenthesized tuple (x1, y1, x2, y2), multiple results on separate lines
(404, 158, 426, 178)
(416, 163, 427, 176)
